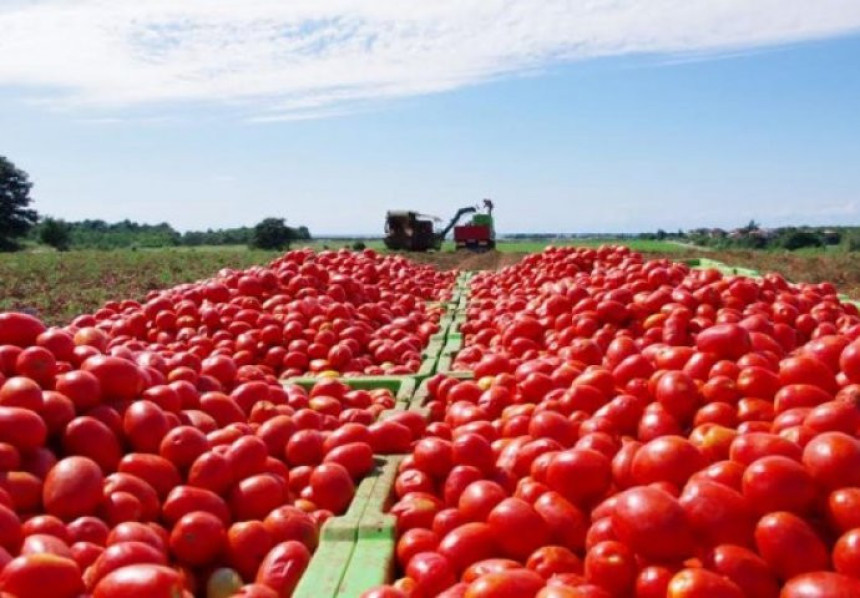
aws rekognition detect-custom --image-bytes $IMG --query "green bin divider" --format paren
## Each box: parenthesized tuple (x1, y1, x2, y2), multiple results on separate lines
(336, 538, 397, 597)
(357, 455, 404, 538)
(293, 536, 357, 598)
(434, 355, 475, 379)
(284, 376, 417, 403)
(408, 377, 431, 411)
(334, 456, 403, 595)
(442, 334, 463, 356)
(321, 468, 382, 541)
(421, 340, 443, 360)
(417, 354, 437, 378)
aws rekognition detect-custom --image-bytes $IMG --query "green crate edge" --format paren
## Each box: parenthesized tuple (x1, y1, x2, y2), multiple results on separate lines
(295, 456, 404, 598)
(293, 537, 357, 598)
(435, 354, 475, 378)
(336, 538, 397, 597)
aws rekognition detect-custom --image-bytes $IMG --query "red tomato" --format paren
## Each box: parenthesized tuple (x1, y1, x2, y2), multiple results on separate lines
(43, 456, 104, 521)
(631, 436, 704, 488)
(263, 505, 318, 551)
(438, 522, 497, 574)
(802, 432, 860, 489)
(703, 544, 778, 598)
(584, 540, 637, 596)
(92, 564, 184, 598)
(81, 355, 143, 401)
(0, 553, 82, 598)
(741, 455, 817, 515)
(695, 324, 751, 360)
(464, 569, 545, 598)
(611, 486, 695, 562)
(833, 528, 860, 578)
(85, 541, 167, 589)
(227, 520, 274, 581)
(780, 572, 860, 597)
(526, 545, 583, 578)
(545, 449, 611, 507)
(666, 568, 743, 598)
(679, 479, 755, 548)
(406, 551, 457, 597)
(123, 401, 170, 454)
(457, 480, 507, 523)
(828, 488, 860, 533)
(255, 541, 310, 597)
(0, 312, 45, 347)
(487, 498, 551, 561)
(308, 463, 355, 513)
(0, 406, 47, 451)
(324, 442, 374, 480)
(754, 511, 830, 580)
(169, 511, 226, 566)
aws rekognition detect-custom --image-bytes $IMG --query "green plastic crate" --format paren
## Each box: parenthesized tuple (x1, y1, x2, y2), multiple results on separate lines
(442, 334, 463, 356)
(292, 537, 356, 598)
(293, 456, 404, 598)
(336, 456, 403, 596)
(335, 538, 396, 597)
(434, 354, 475, 379)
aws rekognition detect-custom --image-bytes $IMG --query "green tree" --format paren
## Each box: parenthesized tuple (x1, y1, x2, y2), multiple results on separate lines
(39, 217, 71, 251)
(779, 229, 823, 251)
(250, 218, 293, 250)
(0, 156, 38, 251)
(295, 226, 312, 241)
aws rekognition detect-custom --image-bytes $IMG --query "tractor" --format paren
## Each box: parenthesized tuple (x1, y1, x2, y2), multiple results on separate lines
(384, 199, 495, 251)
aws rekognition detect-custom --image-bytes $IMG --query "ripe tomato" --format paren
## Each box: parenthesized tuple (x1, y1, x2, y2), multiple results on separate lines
(741, 456, 816, 515)
(308, 463, 354, 513)
(780, 572, 860, 597)
(666, 568, 743, 598)
(487, 498, 551, 561)
(92, 564, 184, 598)
(754, 511, 830, 580)
(584, 540, 636, 596)
(43, 456, 104, 521)
(464, 569, 545, 598)
(611, 486, 694, 562)
(0, 553, 82, 598)
(169, 511, 226, 566)
(438, 522, 497, 574)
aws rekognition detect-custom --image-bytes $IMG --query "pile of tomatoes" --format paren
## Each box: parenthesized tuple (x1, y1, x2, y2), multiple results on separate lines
(0, 248, 453, 597)
(371, 246, 860, 597)
(66, 248, 454, 378)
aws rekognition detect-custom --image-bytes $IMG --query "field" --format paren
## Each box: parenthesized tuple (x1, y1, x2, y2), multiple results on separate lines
(4, 240, 860, 325)
(0, 247, 280, 325)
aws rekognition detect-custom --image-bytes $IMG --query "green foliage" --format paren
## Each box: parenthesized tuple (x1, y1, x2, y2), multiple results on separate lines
(352, 241, 367, 251)
(24, 217, 310, 251)
(844, 231, 860, 252)
(250, 218, 293, 250)
(0, 156, 38, 251)
(777, 229, 823, 251)
(39, 217, 71, 251)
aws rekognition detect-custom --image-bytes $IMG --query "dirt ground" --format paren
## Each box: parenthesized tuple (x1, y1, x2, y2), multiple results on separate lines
(407, 250, 528, 271)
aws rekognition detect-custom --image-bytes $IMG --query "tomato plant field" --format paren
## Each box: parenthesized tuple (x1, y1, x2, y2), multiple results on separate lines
(3, 244, 860, 596)
(0, 248, 281, 325)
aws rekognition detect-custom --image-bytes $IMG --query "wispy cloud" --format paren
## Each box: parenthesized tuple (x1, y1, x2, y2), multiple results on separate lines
(1, 0, 859, 119)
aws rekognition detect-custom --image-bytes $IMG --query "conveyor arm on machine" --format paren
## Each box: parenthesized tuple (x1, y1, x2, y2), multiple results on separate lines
(438, 207, 477, 241)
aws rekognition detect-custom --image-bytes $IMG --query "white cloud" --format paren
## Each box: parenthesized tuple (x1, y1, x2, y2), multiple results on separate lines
(1, 0, 859, 119)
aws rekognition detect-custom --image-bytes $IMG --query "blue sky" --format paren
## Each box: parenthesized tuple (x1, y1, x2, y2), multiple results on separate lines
(1, 2, 860, 235)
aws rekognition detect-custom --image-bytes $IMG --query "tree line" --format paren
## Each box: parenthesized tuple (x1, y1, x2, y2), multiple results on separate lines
(0, 155, 310, 252)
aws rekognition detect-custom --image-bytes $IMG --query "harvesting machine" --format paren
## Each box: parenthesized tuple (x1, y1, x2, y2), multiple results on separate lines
(384, 199, 495, 251)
